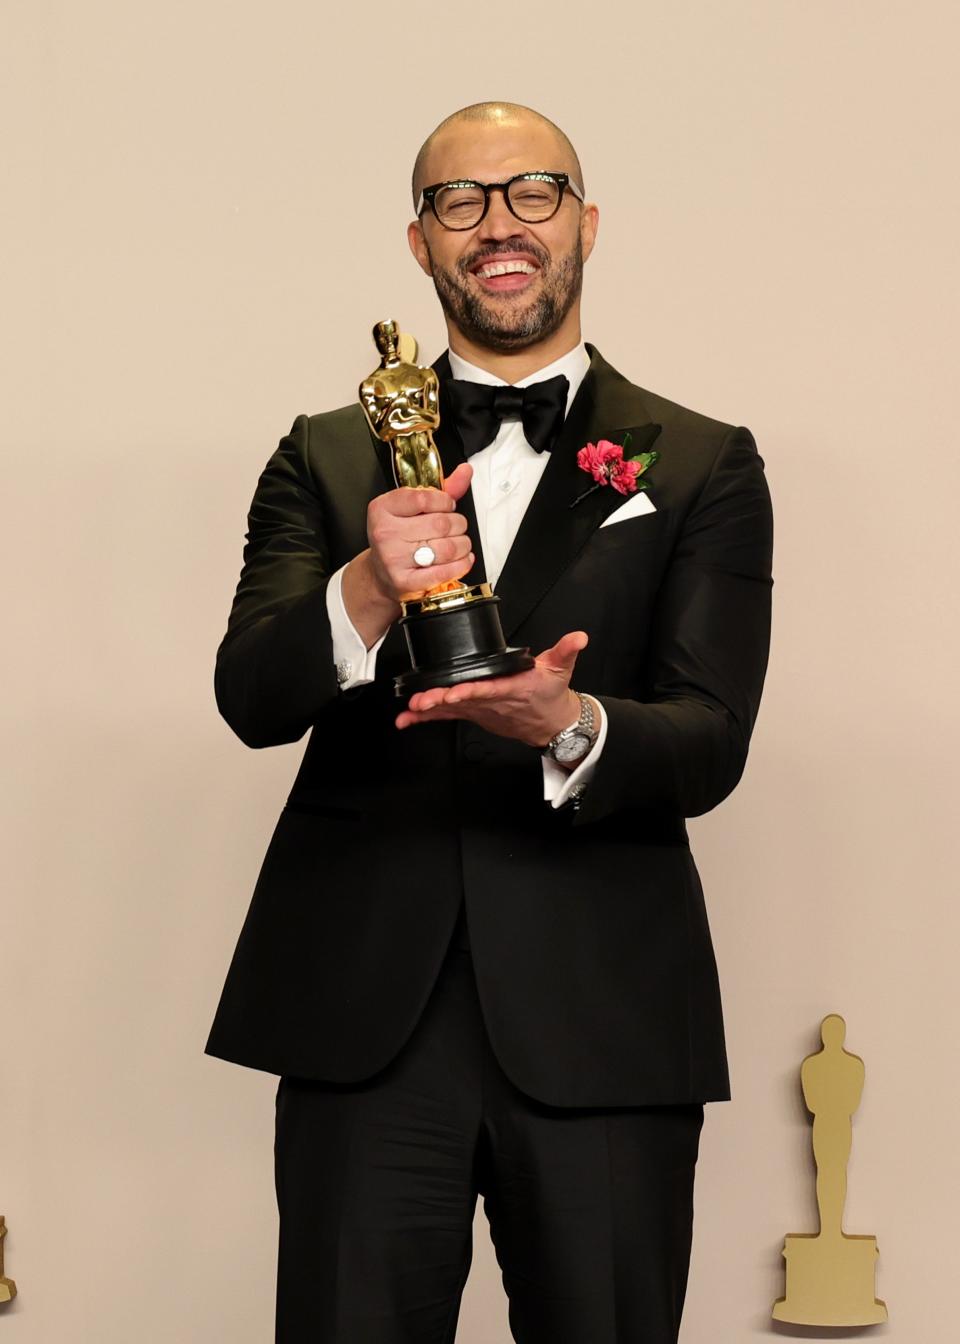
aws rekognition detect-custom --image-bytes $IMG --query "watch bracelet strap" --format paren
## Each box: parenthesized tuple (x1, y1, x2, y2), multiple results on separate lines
(544, 692, 596, 755)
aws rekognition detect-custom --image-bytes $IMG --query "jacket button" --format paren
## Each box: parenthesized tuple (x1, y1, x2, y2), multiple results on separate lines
(463, 742, 487, 762)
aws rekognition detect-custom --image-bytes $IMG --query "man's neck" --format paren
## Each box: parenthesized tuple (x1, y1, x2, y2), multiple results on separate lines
(446, 319, 584, 383)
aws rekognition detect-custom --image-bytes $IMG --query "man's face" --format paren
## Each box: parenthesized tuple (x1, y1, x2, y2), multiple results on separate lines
(408, 118, 598, 354)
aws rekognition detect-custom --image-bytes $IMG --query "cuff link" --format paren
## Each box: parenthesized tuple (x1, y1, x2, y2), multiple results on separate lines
(554, 782, 586, 819)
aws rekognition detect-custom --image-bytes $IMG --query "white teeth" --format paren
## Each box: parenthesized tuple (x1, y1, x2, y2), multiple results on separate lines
(477, 260, 537, 278)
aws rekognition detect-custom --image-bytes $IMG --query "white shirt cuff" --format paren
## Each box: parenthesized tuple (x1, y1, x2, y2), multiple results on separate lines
(327, 564, 388, 689)
(541, 697, 608, 809)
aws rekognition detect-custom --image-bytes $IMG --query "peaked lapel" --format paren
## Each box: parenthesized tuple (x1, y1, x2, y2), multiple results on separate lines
(432, 351, 488, 587)
(492, 346, 661, 638)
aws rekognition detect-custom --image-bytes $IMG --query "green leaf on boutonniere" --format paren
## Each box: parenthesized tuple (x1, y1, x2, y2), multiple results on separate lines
(629, 448, 659, 491)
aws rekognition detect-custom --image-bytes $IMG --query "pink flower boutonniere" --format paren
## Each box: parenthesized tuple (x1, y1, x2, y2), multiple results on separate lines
(571, 433, 660, 508)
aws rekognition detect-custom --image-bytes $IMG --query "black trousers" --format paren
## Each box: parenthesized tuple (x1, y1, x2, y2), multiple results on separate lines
(274, 912, 704, 1343)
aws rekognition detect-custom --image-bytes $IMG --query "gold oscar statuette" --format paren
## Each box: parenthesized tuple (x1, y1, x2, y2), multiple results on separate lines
(360, 320, 535, 697)
(772, 1014, 888, 1327)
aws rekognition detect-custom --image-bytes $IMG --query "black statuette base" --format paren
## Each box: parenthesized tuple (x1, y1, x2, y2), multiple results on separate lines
(394, 592, 534, 697)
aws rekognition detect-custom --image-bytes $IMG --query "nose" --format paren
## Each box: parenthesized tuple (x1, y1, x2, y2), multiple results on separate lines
(477, 187, 528, 242)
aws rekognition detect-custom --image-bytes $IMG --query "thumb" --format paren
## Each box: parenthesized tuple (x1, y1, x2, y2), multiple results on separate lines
(442, 461, 474, 503)
(537, 630, 589, 677)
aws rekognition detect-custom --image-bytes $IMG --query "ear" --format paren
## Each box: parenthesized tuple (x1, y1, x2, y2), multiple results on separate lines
(579, 202, 600, 264)
(407, 219, 433, 276)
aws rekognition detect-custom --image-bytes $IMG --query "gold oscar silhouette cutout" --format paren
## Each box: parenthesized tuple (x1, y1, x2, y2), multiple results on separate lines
(0, 1216, 16, 1302)
(773, 1015, 888, 1326)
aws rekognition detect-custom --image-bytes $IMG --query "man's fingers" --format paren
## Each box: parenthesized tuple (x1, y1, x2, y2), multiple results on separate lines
(392, 535, 472, 569)
(396, 704, 463, 729)
(407, 685, 466, 713)
(395, 695, 506, 729)
(536, 630, 589, 674)
(409, 687, 462, 712)
(407, 676, 521, 712)
(377, 512, 467, 543)
(426, 512, 470, 539)
(401, 554, 475, 593)
(442, 677, 525, 704)
(442, 462, 474, 503)
(375, 486, 458, 519)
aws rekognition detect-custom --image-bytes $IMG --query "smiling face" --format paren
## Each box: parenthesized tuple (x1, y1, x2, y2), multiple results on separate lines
(408, 111, 599, 363)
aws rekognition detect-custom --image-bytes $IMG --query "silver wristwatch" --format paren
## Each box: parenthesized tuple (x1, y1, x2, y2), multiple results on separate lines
(544, 693, 598, 767)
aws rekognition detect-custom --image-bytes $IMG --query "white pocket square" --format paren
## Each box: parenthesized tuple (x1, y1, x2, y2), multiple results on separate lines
(599, 491, 657, 527)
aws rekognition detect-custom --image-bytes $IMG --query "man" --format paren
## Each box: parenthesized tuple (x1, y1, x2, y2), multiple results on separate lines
(207, 101, 773, 1343)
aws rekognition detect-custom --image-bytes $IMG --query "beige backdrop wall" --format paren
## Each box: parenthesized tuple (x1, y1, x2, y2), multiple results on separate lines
(3, 1, 958, 1339)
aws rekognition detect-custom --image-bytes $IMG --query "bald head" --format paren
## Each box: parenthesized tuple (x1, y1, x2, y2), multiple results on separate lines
(412, 102, 584, 208)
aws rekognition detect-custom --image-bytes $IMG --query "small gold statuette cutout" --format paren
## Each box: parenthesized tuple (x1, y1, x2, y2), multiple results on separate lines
(0, 1216, 16, 1302)
(772, 1014, 888, 1326)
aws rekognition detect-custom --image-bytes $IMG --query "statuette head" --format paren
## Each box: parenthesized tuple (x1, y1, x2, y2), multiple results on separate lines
(373, 320, 400, 361)
(821, 1014, 846, 1048)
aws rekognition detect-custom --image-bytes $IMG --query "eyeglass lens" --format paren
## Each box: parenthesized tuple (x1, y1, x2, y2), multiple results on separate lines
(433, 175, 562, 228)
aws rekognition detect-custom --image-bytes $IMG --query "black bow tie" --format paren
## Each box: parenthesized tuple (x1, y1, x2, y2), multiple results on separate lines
(446, 373, 570, 457)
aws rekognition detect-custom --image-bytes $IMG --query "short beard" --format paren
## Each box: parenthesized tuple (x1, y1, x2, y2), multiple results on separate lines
(426, 233, 583, 353)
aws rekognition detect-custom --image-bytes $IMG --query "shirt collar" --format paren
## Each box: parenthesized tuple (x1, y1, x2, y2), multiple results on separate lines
(447, 341, 590, 419)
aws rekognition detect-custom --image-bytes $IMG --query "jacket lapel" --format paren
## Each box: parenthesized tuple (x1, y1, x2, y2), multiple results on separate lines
(433, 352, 488, 587)
(492, 347, 661, 638)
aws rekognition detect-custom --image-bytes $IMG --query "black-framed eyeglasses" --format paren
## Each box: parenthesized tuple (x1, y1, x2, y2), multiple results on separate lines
(416, 171, 585, 231)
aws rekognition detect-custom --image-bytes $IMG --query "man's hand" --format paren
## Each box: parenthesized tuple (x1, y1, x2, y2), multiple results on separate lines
(395, 631, 589, 749)
(342, 462, 475, 648)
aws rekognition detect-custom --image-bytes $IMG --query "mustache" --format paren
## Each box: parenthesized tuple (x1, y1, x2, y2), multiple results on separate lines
(457, 239, 550, 274)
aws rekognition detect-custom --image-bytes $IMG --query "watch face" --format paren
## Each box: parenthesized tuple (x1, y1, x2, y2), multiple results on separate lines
(554, 731, 591, 765)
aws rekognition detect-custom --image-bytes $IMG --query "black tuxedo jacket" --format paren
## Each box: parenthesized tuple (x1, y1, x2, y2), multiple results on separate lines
(205, 346, 773, 1106)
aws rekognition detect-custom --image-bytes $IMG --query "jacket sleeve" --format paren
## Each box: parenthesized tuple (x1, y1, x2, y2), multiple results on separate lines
(575, 425, 774, 825)
(214, 414, 341, 748)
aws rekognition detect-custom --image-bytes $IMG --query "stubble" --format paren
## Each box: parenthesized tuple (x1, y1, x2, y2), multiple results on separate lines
(426, 234, 584, 353)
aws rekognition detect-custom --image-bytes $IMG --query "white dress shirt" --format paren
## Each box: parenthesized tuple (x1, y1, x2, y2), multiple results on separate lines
(326, 341, 608, 808)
